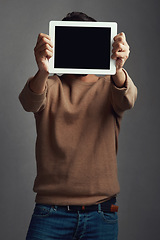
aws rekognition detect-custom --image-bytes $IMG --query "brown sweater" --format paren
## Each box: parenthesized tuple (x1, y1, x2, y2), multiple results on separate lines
(19, 69, 137, 206)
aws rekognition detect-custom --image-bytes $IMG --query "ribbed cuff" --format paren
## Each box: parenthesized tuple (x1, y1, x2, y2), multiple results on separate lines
(26, 78, 47, 102)
(111, 68, 131, 94)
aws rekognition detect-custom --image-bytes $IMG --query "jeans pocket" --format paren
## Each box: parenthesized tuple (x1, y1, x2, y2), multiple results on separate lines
(100, 211, 118, 223)
(32, 204, 53, 218)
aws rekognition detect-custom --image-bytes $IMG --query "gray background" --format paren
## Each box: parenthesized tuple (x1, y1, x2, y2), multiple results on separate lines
(1, 0, 160, 239)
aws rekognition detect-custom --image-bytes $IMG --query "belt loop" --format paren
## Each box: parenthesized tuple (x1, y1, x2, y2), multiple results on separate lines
(98, 203, 101, 213)
(67, 205, 70, 211)
(53, 205, 58, 211)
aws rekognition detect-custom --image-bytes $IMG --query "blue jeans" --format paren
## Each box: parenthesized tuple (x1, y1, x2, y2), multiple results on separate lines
(26, 203, 118, 240)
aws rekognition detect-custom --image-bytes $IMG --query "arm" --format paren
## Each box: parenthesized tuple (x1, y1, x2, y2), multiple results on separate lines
(19, 33, 53, 113)
(111, 32, 130, 88)
(110, 69, 137, 117)
(110, 32, 137, 116)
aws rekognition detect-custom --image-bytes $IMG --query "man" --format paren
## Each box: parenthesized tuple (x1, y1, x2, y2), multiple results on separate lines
(19, 12, 137, 240)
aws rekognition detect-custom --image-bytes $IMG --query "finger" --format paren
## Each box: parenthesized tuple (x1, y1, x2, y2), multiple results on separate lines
(114, 32, 126, 42)
(37, 33, 51, 43)
(113, 38, 129, 48)
(113, 32, 129, 47)
(112, 43, 129, 54)
(36, 37, 53, 48)
(35, 37, 53, 50)
(38, 49, 53, 59)
(111, 51, 129, 60)
(35, 43, 53, 54)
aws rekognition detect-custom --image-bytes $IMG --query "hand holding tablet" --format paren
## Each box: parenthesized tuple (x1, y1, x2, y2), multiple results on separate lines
(49, 21, 117, 75)
(111, 32, 130, 71)
(34, 33, 53, 73)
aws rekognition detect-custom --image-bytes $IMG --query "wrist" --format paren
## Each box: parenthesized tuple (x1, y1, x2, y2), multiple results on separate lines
(115, 68, 123, 74)
(29, 69, 49, 94)
(112, 68, 126, 88)
(37, 69, 49, 78)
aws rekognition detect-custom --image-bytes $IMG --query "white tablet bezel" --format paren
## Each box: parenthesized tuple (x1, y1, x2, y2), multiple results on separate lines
(49, 21, 117, 75)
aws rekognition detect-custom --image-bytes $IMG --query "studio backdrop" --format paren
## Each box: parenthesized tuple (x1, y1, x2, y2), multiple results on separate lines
(0, 0, 160, 239)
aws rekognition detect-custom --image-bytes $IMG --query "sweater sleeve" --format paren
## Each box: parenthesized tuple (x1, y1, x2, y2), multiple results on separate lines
(19, 78, 47, 113)
(110, 68, 138, 117)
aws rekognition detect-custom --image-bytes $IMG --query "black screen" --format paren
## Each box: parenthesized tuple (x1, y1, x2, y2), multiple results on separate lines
(55, 26, 111, 69)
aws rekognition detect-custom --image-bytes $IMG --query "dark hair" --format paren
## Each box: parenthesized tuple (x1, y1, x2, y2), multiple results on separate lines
(62, 12, 97, 22)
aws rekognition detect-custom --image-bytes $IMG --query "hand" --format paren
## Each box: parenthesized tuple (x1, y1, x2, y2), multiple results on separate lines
(111, 32, 130, 71)
(34, 33, 53, 73)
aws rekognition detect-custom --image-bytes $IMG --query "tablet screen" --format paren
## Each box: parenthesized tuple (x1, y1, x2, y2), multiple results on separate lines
(55, 26, 111, 70)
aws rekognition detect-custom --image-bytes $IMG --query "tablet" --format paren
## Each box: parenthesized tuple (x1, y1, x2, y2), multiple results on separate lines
(49, 21, 117, 75)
